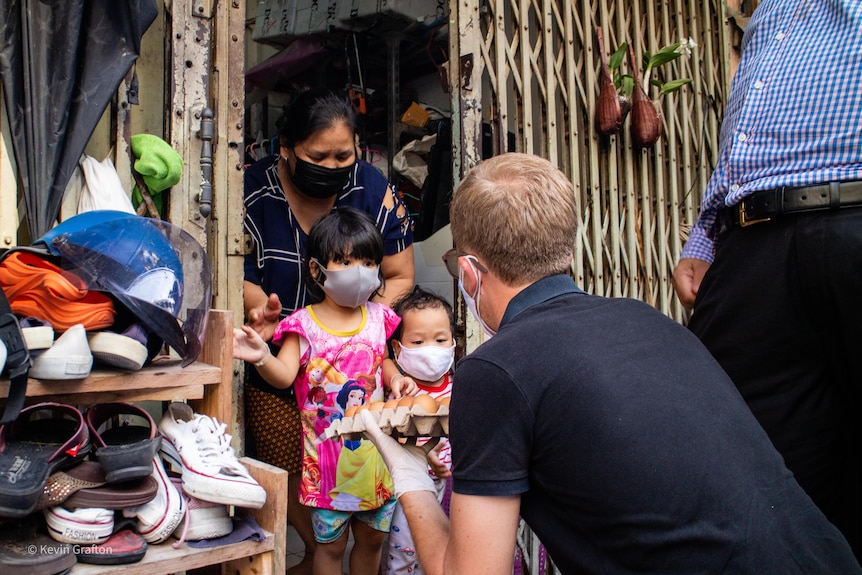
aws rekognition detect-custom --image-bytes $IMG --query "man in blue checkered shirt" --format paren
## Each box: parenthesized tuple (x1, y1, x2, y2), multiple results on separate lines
(673, 0, 862, 559)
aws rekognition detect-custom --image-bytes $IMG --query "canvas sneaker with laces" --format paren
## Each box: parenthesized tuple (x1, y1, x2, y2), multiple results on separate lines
(123, 454, 185, 544)
(44, 505, 114, 545)
(159, 402, 266, 509)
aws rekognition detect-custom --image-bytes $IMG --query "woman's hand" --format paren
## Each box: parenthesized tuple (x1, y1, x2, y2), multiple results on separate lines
(246, 292, 282, 342)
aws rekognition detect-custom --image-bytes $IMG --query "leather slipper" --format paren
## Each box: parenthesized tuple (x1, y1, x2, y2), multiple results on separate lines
(85, 402, 161, 483)
(65, 475, 158, 510)
(34, 460, 106, 511)
(0, 403, 90, 519)
(76, 528, 147, 565)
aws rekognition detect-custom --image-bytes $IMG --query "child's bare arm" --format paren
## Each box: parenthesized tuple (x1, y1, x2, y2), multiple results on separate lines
(233, 325, 300, 389)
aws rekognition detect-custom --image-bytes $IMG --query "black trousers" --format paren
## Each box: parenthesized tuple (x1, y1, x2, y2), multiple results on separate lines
(689, 208, 862, 558)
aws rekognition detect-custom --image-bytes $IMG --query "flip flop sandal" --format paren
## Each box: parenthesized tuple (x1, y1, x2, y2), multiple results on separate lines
(75, 528, 148, 565)
(65, 475, 158, 510)
(85, 402, 162, 483)
(0, 402, 90, 519)
(34, 460, 107, 511)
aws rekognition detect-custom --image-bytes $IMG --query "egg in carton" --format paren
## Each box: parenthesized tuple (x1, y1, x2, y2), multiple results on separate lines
(327, 396, 450, 440)
(338, 402, 381, 441)
(377, 398, 402, 435)
(409, 394, 449, 436)
(387, 395, 450, 438)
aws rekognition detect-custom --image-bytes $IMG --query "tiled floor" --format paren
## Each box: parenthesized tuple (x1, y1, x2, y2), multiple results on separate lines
(286, 523, 354, 574)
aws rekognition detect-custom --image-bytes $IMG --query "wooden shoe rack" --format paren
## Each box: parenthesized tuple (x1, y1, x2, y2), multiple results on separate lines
(0, 309, 288, 575)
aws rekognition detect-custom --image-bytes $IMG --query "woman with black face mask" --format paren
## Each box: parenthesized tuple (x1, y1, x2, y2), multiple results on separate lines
(242, 87, 414, 574)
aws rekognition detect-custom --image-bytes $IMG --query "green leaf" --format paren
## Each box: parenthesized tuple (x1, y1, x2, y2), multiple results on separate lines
(621, 75, 635, 97)
(646, 43, 682, 71)
(659, 78, 692, 94)
(609, 42, 627, 71)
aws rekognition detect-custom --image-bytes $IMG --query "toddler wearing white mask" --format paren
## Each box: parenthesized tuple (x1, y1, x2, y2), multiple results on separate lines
(381, 286, 456, 575)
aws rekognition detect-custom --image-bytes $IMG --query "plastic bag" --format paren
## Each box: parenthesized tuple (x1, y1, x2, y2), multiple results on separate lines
(77, 155, 136, 214)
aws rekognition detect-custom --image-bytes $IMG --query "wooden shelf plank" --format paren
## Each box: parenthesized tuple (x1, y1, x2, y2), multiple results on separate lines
(69, 532, 274, 574)
(23, 386, 205, 406)
(0, 359, 222, 399)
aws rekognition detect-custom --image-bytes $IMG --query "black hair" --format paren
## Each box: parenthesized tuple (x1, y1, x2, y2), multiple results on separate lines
(303, 207, 385, 301)
(390, 285, 455, 341)
(336, 380, 368, 410)
(277, 88, 357, 148)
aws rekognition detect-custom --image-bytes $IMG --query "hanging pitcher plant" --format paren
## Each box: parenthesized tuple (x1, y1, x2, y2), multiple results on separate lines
(595, 29, 696, 149)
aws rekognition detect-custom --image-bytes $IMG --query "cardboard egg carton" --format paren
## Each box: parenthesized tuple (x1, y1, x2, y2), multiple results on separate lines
(323, 401, 449, 441)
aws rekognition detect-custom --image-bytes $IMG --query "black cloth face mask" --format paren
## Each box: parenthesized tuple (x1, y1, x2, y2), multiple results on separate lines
(290, 156, 353, 199)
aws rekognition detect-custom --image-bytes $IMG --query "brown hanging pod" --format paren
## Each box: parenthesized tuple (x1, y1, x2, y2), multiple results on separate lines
(627, 44, 662, 149)
(595, 26, 622, 136)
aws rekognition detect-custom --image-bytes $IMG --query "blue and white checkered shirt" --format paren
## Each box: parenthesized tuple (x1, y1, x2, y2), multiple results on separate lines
(681, 0, 862, 263)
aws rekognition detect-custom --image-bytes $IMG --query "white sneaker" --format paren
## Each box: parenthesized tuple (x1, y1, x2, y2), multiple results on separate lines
(29, 324, 93, 379)
(170, 478, 232, 544)
(44, 506, 114, 544)
(159, 402, 266, 509)
(0, 340, 6, 375)
(124, 455, 186, 544)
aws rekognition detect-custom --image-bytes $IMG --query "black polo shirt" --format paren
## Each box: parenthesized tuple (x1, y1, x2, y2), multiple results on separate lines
(450, 274, 859, 574)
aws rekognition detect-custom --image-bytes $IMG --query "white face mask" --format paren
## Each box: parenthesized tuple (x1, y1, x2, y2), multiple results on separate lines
(458, 257, 496, 338)
(395, 343, 456, 382)
(312, 259, 381, 308)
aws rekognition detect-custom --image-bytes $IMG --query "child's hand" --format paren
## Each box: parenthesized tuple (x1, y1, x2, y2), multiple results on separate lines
(427, 441, 451, 479)
(233, 325, 270, 366)
(389, 373, 419, 398)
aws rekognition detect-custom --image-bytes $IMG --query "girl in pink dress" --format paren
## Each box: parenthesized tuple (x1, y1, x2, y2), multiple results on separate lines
(234, 207, 414, 574)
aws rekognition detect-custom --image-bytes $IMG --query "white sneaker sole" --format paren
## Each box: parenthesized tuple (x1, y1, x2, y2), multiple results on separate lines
(88, 331, 148, 370)
(161, 440, 267, 509)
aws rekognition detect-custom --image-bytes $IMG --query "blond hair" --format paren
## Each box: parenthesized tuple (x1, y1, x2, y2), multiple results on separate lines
(450, 153, 578, 285)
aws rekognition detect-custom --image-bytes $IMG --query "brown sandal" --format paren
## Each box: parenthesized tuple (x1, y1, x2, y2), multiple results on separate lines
(34, 460, 106, 511)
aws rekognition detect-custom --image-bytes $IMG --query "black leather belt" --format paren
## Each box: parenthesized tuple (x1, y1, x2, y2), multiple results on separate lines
(719, 181, 862, 231)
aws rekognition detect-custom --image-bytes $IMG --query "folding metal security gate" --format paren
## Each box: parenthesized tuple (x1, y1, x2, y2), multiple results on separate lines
(449, 0, 732, 326)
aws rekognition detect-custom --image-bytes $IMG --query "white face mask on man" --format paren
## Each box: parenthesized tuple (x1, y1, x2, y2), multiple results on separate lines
(395, 343, 456, 382)
(458, 256, 496, 338)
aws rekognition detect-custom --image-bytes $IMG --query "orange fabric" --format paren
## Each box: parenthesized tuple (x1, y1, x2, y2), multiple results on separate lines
(0, 251, 115, 332)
